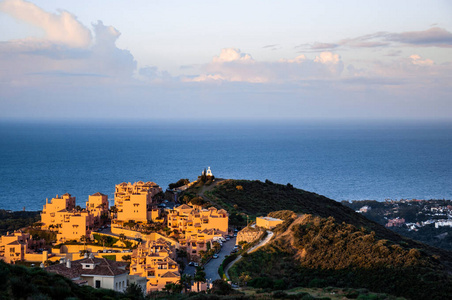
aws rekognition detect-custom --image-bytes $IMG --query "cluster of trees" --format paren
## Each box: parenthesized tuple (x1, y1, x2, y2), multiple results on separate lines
(0, 261, 146, 300)
(0, 209, 40, 235)
(168, 179, 190, 190)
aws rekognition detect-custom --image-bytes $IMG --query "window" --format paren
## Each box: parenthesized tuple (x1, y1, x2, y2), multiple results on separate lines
(95, 280, 101, 288)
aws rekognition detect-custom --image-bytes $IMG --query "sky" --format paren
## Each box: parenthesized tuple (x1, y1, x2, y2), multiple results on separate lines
(0, 0, 451, 121)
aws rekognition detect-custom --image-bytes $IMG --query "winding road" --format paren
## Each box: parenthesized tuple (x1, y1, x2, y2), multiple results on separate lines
(224, 230, 273, 280)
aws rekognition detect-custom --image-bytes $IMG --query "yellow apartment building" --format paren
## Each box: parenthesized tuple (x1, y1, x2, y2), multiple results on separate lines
(0, 231, 39, 264)
(179, 228, 223, 261)
(56, 211, 93, 243)
(256, 216, 284, 229)
(86, 192, 109, 226)
(41, 193, 94, 242)
(167, 204, 229, 236)
(114, 181, 162, 223)
(41, 193, 76, 229)
(129, 235, 180, 292)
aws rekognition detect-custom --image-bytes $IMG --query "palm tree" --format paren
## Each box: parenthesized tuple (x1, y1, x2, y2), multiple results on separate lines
(193, 267, 206, 292)
(119, 233, 126, 242)
(109, 205, 118, 219)
(80, 235, 89, 251)
(179, 274, 192, 293)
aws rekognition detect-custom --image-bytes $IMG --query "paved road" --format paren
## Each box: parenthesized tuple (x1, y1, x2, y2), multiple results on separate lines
(224, 231, 273, 280)
(183, 236, 237, 282)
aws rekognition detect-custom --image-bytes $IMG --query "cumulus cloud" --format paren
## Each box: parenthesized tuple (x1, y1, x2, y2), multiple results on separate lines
(0, 1, 136, 86)
(187, 48, 344, 83)
(0, 0, 92, 48)
(212, 48, 254, 63)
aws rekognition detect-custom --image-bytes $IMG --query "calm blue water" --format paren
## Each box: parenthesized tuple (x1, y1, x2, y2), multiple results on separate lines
(0, 120, 451, 211)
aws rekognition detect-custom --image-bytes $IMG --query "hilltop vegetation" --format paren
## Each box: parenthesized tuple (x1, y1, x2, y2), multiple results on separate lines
(187, 180, 452, 299)
(229, 213, 452, 300)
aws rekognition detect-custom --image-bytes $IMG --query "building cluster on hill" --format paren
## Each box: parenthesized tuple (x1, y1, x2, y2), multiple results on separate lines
(41, 192, 109, 243)
(0, 172, 231, 294)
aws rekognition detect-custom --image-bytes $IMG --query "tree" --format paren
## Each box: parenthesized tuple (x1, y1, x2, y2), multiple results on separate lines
(119, 233, 126, 242)
(163, 282, 182, 294)
(194, 267, 206, 292)
(168, 179, 190, 189)
(212, 242, 221, 253)
(109, 205, 118, 219)
(179, 274, 192, 293)
(210, 279, 233, 295)
(80, 235, 89, 251)
(239, 272, 251, 286)
(124, 282, 145, 300)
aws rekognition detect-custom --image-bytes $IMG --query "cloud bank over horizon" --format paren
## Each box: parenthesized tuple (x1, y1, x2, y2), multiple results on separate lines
(0, 0, 451, 121)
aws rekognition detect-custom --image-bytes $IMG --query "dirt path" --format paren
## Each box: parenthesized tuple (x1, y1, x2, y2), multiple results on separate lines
(196, 178, 226, 205)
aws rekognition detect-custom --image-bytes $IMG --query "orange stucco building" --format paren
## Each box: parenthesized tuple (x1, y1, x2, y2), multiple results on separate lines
(129, 234, 180, 292)
(167, 204, 229, 236)
(179, 228, 223, 261)
(41, 193, 96, 242)
(0, 231, 46, 264)
(86, 192, 109, 227)
(114, 181, 162, 223)
(41, 193, 76, 229)
(256, 216, 284, 229)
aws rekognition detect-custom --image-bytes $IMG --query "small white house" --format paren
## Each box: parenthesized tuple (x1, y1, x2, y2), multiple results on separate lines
(45, 256, 133, 292)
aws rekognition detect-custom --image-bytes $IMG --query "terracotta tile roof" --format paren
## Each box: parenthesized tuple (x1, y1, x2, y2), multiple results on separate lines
(46, 257, 128, 279)
(178, 204, 192, 210)
(91, 192, 106, 196)
(160, 271, 180, 278)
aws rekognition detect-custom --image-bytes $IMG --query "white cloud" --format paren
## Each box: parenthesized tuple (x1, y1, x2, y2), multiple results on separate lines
(212, 48, 254, 63)
(409, 54, 434, 66)
(0, 0, 92, 48)
(0, 2, 136, 87)
(188, 49, 344, 83)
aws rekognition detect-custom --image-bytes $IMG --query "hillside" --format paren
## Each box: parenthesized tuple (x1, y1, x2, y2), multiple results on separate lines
(229, 213, 452, 300)
(186, 179, 452, 299)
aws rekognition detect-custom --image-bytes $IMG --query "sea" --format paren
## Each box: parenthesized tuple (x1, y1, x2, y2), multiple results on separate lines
(0, 120, 451, 211)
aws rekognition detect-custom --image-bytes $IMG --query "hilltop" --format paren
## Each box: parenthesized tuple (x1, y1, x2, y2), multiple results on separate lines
(194, 179, 451, 260)
(184, 179, 452, 299)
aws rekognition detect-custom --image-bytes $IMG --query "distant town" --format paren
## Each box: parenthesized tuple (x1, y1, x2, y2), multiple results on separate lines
(342, 198, 452, 250)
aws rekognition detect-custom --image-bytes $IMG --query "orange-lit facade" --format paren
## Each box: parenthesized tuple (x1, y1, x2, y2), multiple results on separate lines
(41, 193, 95, 242)
(179, 228, 223, 261)
(256, 216, 284, 229)
(114, 181, 162, 223)
(167, 204, 228, 235)
(129, 235, 180, 292)
(41, 193, 76, 229)
(0, 231, 32, 263)
(86, 192, 109, 226)
(56, 211, 93, 242)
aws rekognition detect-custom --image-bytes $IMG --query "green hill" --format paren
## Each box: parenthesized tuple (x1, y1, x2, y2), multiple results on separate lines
(187, 179, 452, 299)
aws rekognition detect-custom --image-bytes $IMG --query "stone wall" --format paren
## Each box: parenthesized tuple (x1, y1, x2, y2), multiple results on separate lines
(236, 226, 266, 245)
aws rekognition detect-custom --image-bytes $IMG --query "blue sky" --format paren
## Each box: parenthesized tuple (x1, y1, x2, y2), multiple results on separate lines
(0, 0, 451, 121)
